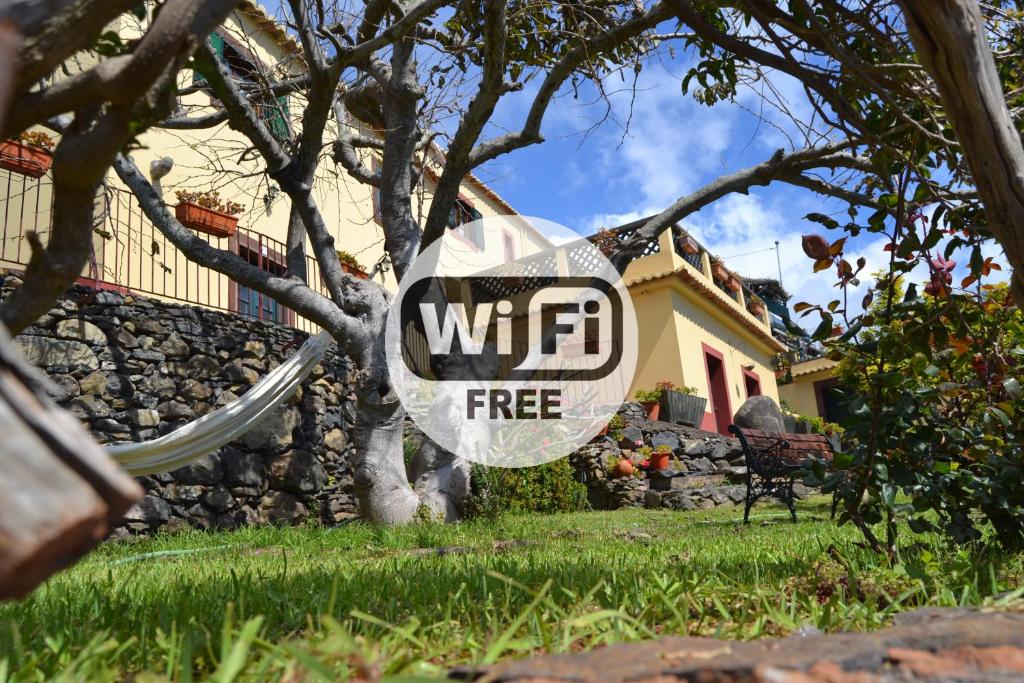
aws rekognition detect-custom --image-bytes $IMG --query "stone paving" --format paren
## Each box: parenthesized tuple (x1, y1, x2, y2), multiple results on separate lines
(455, 609, 1024, 682)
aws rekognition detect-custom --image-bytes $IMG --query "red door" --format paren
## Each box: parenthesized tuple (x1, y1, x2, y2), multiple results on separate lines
(703, 345, 732, 435)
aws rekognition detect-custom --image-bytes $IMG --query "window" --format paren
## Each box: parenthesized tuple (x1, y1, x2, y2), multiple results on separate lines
(503, 231, 515, 262)
(743, 369, 762, 398)
(447, 198, 484, 249)
(255, 94, 290, 141)
(235, 239, 290, 324)
(192, 33, 291, 141)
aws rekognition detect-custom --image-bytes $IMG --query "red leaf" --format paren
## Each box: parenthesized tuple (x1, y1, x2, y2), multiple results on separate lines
(802, 234, 831, 260)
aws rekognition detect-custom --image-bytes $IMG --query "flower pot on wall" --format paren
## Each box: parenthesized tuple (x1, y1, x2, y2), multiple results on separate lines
(659, 390, 707, 428)
(677, 234, 699, 255)
(649, 451, 671, 470)
(341, 262, 369, 279)
(640, 400, 660, 421)
(711, 262, 729, 282)
(612, 459, 634, 478)
(175, 202, 239, 238)
(726, 276, 742, 293)
(748, 302, 765, 317)
(0, 140, 52, 178)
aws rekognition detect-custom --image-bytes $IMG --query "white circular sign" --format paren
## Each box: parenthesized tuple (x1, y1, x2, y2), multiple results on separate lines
(386, 216, 638, 467)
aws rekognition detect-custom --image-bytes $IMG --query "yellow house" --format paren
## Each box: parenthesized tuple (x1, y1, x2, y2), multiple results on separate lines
(608, 219, 785, 434)
(778, 356, 843, 422)
(1, 4, 786, 436)
(1, 3, 548, 333)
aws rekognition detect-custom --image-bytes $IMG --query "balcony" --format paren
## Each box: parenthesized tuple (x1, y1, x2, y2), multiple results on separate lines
(0, 169, 331, 334)
(594, 220, 776, 340)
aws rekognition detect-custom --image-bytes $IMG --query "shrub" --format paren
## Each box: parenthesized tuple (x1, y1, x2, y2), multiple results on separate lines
(17, 130, 54, 151)
(466, 460, 588, 518)
(634, 388, 661, 402)
(798, 220, 1024, 553)
(635, 380, 697, 402)
(336, 250, 364, 271)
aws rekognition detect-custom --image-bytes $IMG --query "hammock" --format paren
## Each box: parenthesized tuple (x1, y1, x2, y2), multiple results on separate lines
(107, 331, 333, 475)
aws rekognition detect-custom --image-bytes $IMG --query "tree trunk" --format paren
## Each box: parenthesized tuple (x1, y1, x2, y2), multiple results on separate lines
(410, 439, 470, 522)
(350, 369, 420, 524)
(899, 0, 1024, 303)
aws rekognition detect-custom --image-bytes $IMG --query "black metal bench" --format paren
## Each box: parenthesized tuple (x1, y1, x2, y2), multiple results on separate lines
(728, 425, 835, 523)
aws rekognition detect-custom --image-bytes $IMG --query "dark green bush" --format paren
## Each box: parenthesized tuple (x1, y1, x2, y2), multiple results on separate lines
(466, 459, 589, 518)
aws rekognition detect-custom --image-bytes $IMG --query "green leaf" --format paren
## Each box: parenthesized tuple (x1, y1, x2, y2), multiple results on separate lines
(804, 212, 839, 229)
(811, 315, 834, 340)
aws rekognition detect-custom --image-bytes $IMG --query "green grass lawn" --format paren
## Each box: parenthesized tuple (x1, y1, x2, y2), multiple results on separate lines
(2, 498, 1022, 681)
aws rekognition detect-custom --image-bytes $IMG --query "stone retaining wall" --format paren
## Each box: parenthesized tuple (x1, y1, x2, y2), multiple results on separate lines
(3, 277, 360, 537)
(570, 402, 809, 511)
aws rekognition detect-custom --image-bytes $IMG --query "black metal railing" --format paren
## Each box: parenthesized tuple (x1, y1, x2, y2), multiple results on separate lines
(0, 169, 332, 333)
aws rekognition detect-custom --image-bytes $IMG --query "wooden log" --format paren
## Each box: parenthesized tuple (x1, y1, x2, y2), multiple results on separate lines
(0, 323, 141, 600)
(899, 0, 1024, 303)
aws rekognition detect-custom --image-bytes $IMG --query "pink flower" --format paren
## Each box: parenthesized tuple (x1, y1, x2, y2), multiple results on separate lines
(931, 255, 956, 273)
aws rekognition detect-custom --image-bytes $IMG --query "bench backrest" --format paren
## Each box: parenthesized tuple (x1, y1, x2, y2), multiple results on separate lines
(731, 426, 835, 465)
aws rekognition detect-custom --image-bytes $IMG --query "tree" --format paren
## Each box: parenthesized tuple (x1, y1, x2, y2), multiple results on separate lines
(0, 0, 244, 334)
(5, 0, 1024, 525)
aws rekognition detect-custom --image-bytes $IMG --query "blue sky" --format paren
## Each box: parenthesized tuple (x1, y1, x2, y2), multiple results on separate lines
(259, 1, 1006, 322)
(469, 51, 935, 323)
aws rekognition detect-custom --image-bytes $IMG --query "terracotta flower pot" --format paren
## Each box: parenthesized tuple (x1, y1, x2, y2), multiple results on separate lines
(726, 276, 742, 293)
(678, 234, 699, 255)
(0, 140, 52, 178)
(341, 262, 369, 279)
(711, 262, 729, 282)
(641, 400, 660, 421)
(649, 452, 671, 470)
(613, 459, 634, 478)
(748, 302, 765, 316)
(175, 202, 239, 238)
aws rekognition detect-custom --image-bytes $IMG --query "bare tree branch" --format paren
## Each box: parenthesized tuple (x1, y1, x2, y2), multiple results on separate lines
(0, 0, 243, 333)
(6, 0, 137, 93)
(6, 0, 243, 136)
(112, 153, 367, 350)
(462, 1, 673, 172)
(420, 0, 509, 250)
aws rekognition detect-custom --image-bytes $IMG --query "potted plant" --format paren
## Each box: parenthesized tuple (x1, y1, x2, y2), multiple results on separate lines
(747, 294, 766, 317)
(1, 131, 54, 178)
(336, 250, 369, 279)
(709, 255, 730, 282)
(637, 446, 653, 470)
(609, 455, 634, 478)
(174, 190, 244, 238)
(599, 413, 624, 437)
(650, 444, 672, 471)
(592, 227, 618, 256)
(677, 231, 700, 256)
(726, 274, 742, 293)
(634, 386, 664, 420)
(659, 384, 707, 428)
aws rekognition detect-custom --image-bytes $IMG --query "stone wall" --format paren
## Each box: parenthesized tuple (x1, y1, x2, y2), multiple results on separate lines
(570, 402, 809, 511)
(3, 276, 360, 537)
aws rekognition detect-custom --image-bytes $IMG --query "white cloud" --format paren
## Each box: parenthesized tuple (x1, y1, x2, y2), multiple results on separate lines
(681, 193, 928, 321)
